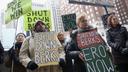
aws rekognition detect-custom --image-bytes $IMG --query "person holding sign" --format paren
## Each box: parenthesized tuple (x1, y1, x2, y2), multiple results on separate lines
(19, 21, 61, 72)
(65, 15, 94, 72)
(0, 41, 4, 72)
(106, 14, 128, 72)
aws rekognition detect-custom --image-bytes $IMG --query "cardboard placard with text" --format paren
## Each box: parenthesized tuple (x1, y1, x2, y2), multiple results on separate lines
(76, 29, 114, 72)
(34, 32, 62, 67)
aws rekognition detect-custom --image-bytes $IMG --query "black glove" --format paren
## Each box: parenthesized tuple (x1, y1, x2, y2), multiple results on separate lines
(59, 58, 65, 67)
(121, 48, 128, 55)
(27, 61, 38, 70)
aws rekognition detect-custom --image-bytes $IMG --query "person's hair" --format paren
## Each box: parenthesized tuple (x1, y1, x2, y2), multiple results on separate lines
(16, 33, 26, 38)
(76, 14, 87, 27)
(107, 15, 114, 27)
(107, 14, 119, 27)
(57, 32, 63, 37)
(33, 20, 45, 31)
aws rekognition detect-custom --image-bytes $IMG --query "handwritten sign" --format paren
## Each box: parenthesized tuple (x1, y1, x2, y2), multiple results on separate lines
(24, 10, 52, 31)
(77, 29, 114, 72)
(61, 13, 76, 31)
(34, 32, 62, 67)
(5, 0, 32, 24)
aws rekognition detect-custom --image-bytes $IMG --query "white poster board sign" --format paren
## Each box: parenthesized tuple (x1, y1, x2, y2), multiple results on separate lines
(34, 32, 62, 67)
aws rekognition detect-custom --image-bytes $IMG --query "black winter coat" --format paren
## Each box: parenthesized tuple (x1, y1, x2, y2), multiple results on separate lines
(106, 25, 128, 64)
(0, 41, 4, 64)
(6, 42, 27, 72)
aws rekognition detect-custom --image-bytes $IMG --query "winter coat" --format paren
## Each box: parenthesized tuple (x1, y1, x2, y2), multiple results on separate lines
(0, 41, 4, 64)
(106, 25, 128, 64)
(5, 42, 27, 72)
(19, 37, 62, 72)
(65, 27, 95, 72)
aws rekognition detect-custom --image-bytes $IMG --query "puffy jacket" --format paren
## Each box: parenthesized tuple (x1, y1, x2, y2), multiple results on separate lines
(106, 25, 128, 64)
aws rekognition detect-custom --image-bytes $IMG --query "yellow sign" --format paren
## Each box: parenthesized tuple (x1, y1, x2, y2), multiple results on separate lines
(24, 10, 52, 31)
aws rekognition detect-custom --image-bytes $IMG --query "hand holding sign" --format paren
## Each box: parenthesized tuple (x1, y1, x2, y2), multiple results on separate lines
(79, 52, 84, 61)
(77, 29, 114, 72)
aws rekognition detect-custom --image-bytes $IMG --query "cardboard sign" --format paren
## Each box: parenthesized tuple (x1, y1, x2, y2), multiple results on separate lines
(61, 13, 76, 31)
(77, 29, 114, 72)
(24, 10, 52, 31)
(5, 0, 32, 24)
(34, 32, 62, 67)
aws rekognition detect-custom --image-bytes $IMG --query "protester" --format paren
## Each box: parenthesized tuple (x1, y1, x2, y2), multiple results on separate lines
(57, 32, 66, 72)
(65, 14, 94, 72)
(19, 20, 61, 72)
(5, 33, 26, 72)
(106, 14, 128, 72)
(0, 41, 4, 72)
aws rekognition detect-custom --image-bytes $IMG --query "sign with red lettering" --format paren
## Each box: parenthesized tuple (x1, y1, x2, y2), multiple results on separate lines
(77, 29, 114, 72)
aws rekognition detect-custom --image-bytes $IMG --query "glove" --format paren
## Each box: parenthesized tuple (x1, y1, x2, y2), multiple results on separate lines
(27, 61, 38, 70)
(59, 58, 65, 67)
(121, 48, 128, 55)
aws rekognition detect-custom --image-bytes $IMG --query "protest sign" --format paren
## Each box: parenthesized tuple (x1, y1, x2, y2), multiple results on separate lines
(34, 32, 62, 67)
(77, 29, 114, 72)
(61, 13, 76, 31)
(24, 10, 52, 31)
(5, 0, 32, 24)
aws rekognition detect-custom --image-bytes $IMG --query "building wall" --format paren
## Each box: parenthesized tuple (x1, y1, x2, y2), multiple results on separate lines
(115, 0, 128, 24)
(50, 0, 64, 32)
(60, 0, 115, 27)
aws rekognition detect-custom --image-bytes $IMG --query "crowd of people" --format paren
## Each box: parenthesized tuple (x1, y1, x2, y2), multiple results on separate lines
(0, 13, 128, 72)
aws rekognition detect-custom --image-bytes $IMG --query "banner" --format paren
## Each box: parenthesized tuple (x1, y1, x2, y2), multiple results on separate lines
(5, 0, 32, 24)
(76, 29, 114, 72)
(61, 13, 76, 31)
(69, 0, 114, 7)
(24, 10, 52, 31)
(34, 32, 62, 67)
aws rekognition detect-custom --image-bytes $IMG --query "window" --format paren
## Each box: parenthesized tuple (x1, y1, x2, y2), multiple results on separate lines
(122, 17, 124, 19)
(118, 6, 120, 9)
(124, 12, 126, 15)
(121, 13, 123, 16)
(81, 9, 83, 12)
(96, 12, 99, 15)
(91, 13, 94, 17)
(85, 6, 88, 9)
(88, 16, 90, 19)
(92, 19, 95, 22)
(125, 15, 128, 18)
(89, 21, 92, 24)
(95, 7, 98, 10)
(120, 21, 122, 24)
(87, 11, 89, 14)
(127, 19, 128, 22)
(118, 14, 120, 17)
(119, 18, 121, 20)
(123, 20, 126, 23)
(90, 8, 92, 12)
(115, 8, 118, 10)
